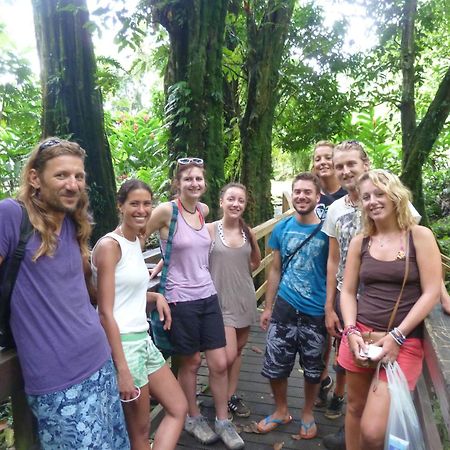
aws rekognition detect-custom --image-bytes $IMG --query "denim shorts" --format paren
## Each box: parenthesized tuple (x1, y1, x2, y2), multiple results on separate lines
(27, 358, 129, 450)
(169, 294, 226, 355)
(261, 297, 327, 383)
(121, 332, 166, 388)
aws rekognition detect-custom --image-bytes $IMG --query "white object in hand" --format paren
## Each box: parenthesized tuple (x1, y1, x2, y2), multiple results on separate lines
(359, 344, 383, 360)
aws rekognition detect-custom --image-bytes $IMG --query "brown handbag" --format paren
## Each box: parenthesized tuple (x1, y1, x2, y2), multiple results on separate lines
(354, 233, 410, 368)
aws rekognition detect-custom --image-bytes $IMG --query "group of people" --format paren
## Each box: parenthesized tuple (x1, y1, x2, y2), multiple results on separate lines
(0, 137, 447, 450)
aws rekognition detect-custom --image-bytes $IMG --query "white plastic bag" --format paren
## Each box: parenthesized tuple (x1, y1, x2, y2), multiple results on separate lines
(384, 361, 425, 450)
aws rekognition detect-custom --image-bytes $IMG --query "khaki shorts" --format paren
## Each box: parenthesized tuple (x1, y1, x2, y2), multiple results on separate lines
(121, 332, 165, 388)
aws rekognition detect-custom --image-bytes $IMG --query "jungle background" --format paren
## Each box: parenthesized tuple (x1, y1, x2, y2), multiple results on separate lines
(0, 1, 449, 447)
(0, 0, 449, 243)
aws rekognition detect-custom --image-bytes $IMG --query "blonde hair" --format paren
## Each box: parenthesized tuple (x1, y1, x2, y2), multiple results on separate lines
(334, 140, 370, 164)
(17, 138, 92, 261)
(357, 169, 416, 236)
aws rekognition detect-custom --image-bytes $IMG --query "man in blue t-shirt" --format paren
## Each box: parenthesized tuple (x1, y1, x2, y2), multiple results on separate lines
(257, 172, 329, 440)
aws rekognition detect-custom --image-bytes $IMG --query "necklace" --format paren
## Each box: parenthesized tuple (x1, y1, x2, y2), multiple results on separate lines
(370, 232, 406, 260)
(116, 225, 145, 241)
(344, 194, 359, 209)
(180, 201, 197, 214)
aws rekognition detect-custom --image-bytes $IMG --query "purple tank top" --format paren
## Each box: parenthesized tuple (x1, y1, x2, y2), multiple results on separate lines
(160, 205, 216, 303)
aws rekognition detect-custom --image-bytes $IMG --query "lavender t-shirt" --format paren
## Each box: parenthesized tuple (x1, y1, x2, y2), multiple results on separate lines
(0, 199, 110, 395)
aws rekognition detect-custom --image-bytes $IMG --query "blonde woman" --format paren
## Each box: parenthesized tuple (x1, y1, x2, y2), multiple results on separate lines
(338, 169, 441, 450)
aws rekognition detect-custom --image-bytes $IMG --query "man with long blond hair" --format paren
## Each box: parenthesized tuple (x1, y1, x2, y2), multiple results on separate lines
(0, 138, 129, 449)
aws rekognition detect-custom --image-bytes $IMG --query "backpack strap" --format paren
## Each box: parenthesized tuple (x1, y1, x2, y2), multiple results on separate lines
(158, 202, 178, 295)
(0, 203, 34, 345)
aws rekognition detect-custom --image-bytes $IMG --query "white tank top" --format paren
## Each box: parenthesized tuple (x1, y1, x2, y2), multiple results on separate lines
(92, 232, 149, 333)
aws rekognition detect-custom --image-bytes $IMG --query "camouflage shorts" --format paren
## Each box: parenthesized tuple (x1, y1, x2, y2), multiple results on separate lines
(261, 297, 327, 383)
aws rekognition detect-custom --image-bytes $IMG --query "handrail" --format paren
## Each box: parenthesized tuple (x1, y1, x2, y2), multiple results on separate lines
(1, 189, 449, 449)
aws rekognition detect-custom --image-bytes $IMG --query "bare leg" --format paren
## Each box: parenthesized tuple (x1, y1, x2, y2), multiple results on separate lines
(224, 327, 238, 397)
(345, 371, 373, 450)
(302, 380, 320, 424)
(149, 364, 188, 450)
(319, 336, 332, 383)
(177, 353, 202, 417)
(334, 370, 346, 397)
(360, 379, 390, 450)
(226, 326, 250, 397)
(204, 347, 229, 420)
(268, 378, 290, 419)
(122, 383, 151, 450)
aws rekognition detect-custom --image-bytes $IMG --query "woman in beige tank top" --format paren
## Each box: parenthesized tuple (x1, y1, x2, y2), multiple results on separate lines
(207, 183, 261, 419)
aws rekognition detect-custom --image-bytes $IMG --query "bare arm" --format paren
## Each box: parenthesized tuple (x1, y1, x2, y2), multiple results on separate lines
(145, 202, 172, 240)
(397, 226, 441, 335)
(94, 238, 137, 400)
(83, 255, 97, 306)
(440, 280, 450, 315)
(340, 235, 369, 361)
(147, 291, 172, 330)
(325, 237, 341, 336)
(249, 229, 262, 271)
(260, 250, 281, 331)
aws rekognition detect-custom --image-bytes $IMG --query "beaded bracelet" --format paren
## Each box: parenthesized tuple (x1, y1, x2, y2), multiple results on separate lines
(343, 325, 361, 338)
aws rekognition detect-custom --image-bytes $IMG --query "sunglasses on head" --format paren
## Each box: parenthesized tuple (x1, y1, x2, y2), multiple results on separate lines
(177, 157, 204, 166)
(38, 139, 62, 153)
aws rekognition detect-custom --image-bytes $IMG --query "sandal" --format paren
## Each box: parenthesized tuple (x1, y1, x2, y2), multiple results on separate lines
(257, 414, 293, 434)
(299, 419, 317, 439)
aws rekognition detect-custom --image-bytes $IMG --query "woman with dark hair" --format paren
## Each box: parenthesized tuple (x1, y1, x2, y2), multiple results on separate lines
(146, 160, 244, 450)
(338, 169, 441, 450)
(92, 179, 187, 450)
(207, 183, 261, 418)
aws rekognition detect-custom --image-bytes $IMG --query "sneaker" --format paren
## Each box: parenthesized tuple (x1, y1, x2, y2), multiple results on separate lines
(323, 425, 346, 450)
(184, 415, 219, 445)
(215, 419, 245, 450)
(315, 375, 334, 407)
(325, 394, 345, 419)
(228, 394, 251, 418)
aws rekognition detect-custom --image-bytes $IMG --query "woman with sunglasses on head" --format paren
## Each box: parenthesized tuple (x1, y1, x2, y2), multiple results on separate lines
(207, 183, 261, 419)
(337, 170, 441, 450)
(146, 159, 245, 450)
(92, 179, 187, 450)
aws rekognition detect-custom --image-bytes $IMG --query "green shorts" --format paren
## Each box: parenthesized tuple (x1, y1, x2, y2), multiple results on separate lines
(121, 332, 165, 388)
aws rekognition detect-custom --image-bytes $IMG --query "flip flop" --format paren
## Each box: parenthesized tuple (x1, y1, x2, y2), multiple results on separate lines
(299, 419, 317, 440)
(257, 414, 293, 434)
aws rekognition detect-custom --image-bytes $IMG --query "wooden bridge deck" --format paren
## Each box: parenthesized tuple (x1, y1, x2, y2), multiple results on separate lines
(157, 324, 344, 449)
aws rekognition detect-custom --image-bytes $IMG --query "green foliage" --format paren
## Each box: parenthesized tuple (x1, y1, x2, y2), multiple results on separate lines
(105, 110, 171, 201)
(334, 108, 402, 173)
(164, 81, 191, 148)
(0, 26, 41, 198)
(431, 216, 450, 257)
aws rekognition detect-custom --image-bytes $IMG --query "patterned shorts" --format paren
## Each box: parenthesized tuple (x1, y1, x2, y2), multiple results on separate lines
(261, 297, 327, 383)
(27, 358, 130, 450)
(121, 332, 166, 388)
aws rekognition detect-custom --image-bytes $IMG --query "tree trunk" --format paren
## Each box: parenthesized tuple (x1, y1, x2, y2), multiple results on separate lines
(399, 0, 416, 166)
(151, 0, 229, 217)
(400, 64, 450, 224)
(32, 0, 117, 242)
(239, 0, 295, 225)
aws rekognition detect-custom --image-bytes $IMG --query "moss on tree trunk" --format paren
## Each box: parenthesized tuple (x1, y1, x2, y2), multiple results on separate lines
(32, 0, 117, 242)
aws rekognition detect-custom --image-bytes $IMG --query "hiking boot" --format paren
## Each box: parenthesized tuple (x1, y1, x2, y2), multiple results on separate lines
(228, 394, 251, 418)
(184, 415, 219, 445)
(323, 425, 346, 450)
(215, 419, 245, 450)
(315, 375, 334, 407)
(325, 394, 345, 419)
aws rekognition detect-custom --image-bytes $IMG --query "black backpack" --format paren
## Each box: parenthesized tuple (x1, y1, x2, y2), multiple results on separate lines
(0, 204, 34, 349)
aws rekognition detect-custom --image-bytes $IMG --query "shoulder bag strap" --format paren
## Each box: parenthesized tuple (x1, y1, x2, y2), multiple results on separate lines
(281, 220, 323, 275)
(0, 204, 34, 332)
(386, 231, 410, 332)
(158, 202, 178, 295)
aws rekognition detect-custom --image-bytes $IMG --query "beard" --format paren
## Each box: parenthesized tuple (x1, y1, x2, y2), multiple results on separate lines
(294, 202, 316, 216)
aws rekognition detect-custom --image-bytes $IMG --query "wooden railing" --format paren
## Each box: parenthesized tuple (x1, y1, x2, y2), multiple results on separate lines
(0, 190, 449, 449)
